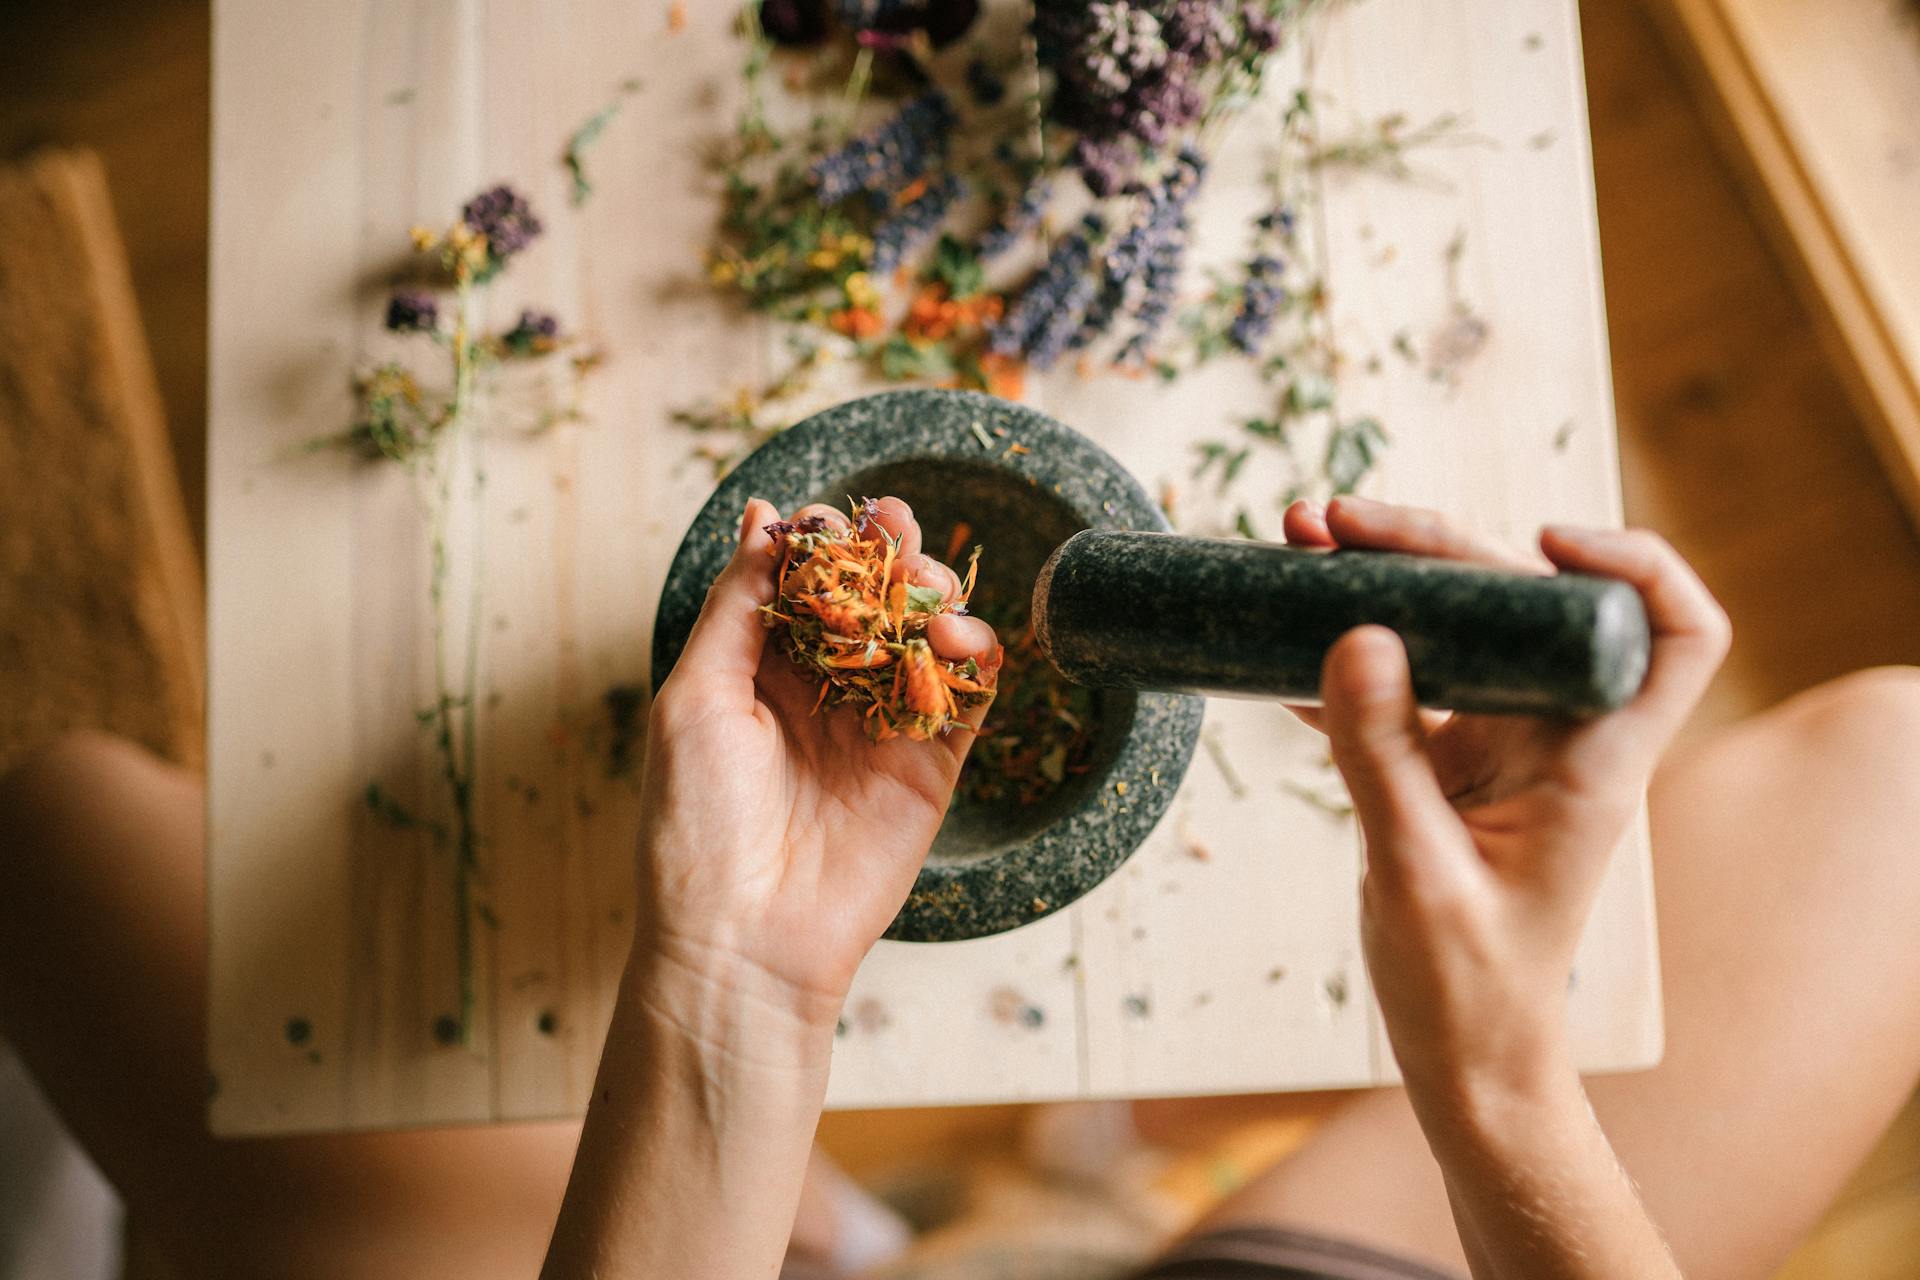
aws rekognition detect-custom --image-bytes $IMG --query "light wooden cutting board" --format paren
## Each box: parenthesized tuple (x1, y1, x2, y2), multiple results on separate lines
(207, 0, 1659, 1135)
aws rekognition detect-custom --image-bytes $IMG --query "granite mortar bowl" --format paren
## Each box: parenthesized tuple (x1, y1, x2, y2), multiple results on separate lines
(652, 389, 1205, 942)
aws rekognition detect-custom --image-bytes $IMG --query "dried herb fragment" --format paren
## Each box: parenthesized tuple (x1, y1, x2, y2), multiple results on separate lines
(959, 612, 1097, 807)
(762, 502, 994, 740)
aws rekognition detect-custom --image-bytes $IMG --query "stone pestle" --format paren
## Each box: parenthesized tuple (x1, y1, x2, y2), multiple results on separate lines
(1032, 530, 1652, 717)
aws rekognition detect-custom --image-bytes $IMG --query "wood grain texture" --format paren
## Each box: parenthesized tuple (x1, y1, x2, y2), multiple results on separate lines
(0, 147, 204, 773)
(206, 0, 1658, 1134)
(1645, 0, 1920, 532)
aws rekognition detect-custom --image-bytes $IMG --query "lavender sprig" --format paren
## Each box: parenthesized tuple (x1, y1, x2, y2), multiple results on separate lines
(977, 176, 1053, 259)
(870, 174, 964, 273)
(990, 213, 1104, 360)
(1228, 254, 1286, 352)
(810, 91, 956, 204)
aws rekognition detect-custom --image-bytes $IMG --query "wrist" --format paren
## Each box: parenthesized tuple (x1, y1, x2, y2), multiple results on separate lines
(623, 939, 843, 1076)
(1402, 1033, 1586, 1159)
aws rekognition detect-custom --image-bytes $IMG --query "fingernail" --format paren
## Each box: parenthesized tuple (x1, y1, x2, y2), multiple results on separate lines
(738, 498, 761, 543)
(1333, 494, 1383, 513)
(1543, 523, 1598, 545)
(1300, 499, 1326, 520)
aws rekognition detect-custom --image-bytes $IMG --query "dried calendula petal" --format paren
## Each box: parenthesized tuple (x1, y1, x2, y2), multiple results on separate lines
(760, 499, 993, 741)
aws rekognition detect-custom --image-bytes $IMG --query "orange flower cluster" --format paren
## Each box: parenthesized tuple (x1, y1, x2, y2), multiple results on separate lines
(760, 505, 994, 741)
(902, 282, 1004, 342)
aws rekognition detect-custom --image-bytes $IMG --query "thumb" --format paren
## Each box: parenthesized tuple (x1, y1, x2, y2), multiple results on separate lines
(674, 498, 781, 706)
(1320, 626, 1460, 886)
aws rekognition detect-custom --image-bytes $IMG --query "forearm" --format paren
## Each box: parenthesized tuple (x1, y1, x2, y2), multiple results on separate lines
(1406, 1052, 1680, 1280)
(540, 948, 835, 1280)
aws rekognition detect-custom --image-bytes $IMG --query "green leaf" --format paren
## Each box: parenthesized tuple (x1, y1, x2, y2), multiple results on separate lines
(1325, 418, 1389, 495)
(929, 234, 985, 299)
(878, 335, 958, 382)
(1222, 446, 1252, 486)
(904, 583, 946, 614)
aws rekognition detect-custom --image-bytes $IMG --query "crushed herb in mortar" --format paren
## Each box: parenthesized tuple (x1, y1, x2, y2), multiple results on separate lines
(761, 501, 993, 740)
(959, 613, 1098, 808)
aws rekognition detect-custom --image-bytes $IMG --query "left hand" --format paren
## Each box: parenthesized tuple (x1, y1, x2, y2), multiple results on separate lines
(634, 496, 1000, 1033)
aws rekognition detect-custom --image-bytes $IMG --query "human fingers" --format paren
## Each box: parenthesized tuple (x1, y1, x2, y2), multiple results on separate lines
(1324, 496, 1547, 573)
(1281, 498, 1335, 547)
(1321, 626, 1465, 894)
(792, 502, 852, 532)
(668, 498, 782, 711)
(926, 613, 1000, 762)
(927, 611, 995, 664)
(892, 552, 960, 601)
(1539, 525, 1730, 758)
(858, 495, 924, 560)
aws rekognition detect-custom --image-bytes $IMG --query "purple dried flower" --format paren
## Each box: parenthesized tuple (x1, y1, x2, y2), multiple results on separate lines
(1026, 273, 1100, 369)
(834, 0, 979, 47)
(502, 308, 561, 354)
(1241, 5, 1284, 52)
(1229, 254, 1286, 352)
(1115, 228, 1188, 365)
(1085, 2, 1169, 91)
(1255, 204, 1298, 236)
(977, 176, 1053, 259)
(1163, 0, 1231, 60)
(461, 185, 542, 266)
(990, 214, 1104, 359)
(869, 174, 963, 273)
(1124, 61, 1207, 145)
(1072, 136, 1136, 197)
(384, 289, 439, 333)
(810, 92, 955, 204)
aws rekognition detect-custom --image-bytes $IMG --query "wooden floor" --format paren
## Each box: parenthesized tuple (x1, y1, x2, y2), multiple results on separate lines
(3, 0, 1918, 1272)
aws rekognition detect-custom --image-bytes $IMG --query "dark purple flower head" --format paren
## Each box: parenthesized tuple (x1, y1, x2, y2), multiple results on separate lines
(1124, 64, 1207, 145)
(1072, 136, 1136, 197)
(502, 308, 562, 354)
(384, 289, 439, 333)
(461, 184, 542, 264)
(765, 514, 831, 544)
(761, 0, 830, 44)
(834, 0, 979, 47)
(1163, 0, 1231, 61)
(1241, 5, 1284, 52)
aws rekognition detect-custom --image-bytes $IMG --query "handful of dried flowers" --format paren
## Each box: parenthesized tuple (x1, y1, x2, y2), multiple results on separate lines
(762, 502, 994, 740)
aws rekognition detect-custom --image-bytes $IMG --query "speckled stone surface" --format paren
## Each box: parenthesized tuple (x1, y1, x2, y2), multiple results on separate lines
(653, 390, 1205, 942)
(1035, 531, 1651, 716)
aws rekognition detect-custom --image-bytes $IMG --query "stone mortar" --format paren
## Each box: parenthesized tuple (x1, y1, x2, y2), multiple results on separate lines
(652, 389, 1205, 942)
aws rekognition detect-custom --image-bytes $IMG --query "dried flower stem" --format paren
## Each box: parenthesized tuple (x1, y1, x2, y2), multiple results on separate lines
(418, 278, 487, 1046)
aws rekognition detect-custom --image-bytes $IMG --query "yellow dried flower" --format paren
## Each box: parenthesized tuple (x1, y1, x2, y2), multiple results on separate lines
(843, 271, 880, 309)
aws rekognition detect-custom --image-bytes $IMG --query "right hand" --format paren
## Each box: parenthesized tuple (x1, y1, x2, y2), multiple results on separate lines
(1283, 496, 1730, 1103)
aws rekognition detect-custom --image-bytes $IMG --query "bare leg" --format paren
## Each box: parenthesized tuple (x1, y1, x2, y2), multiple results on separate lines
(0, 734, 849, 1278)
(1184, 668, 1920, 1280)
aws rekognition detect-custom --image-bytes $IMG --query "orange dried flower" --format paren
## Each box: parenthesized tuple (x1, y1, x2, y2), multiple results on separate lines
(760, 502, 994, 741)
(900, 641, 949, 719)
(829, 307, 885, 339)
(979, 352, 1025, 401)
